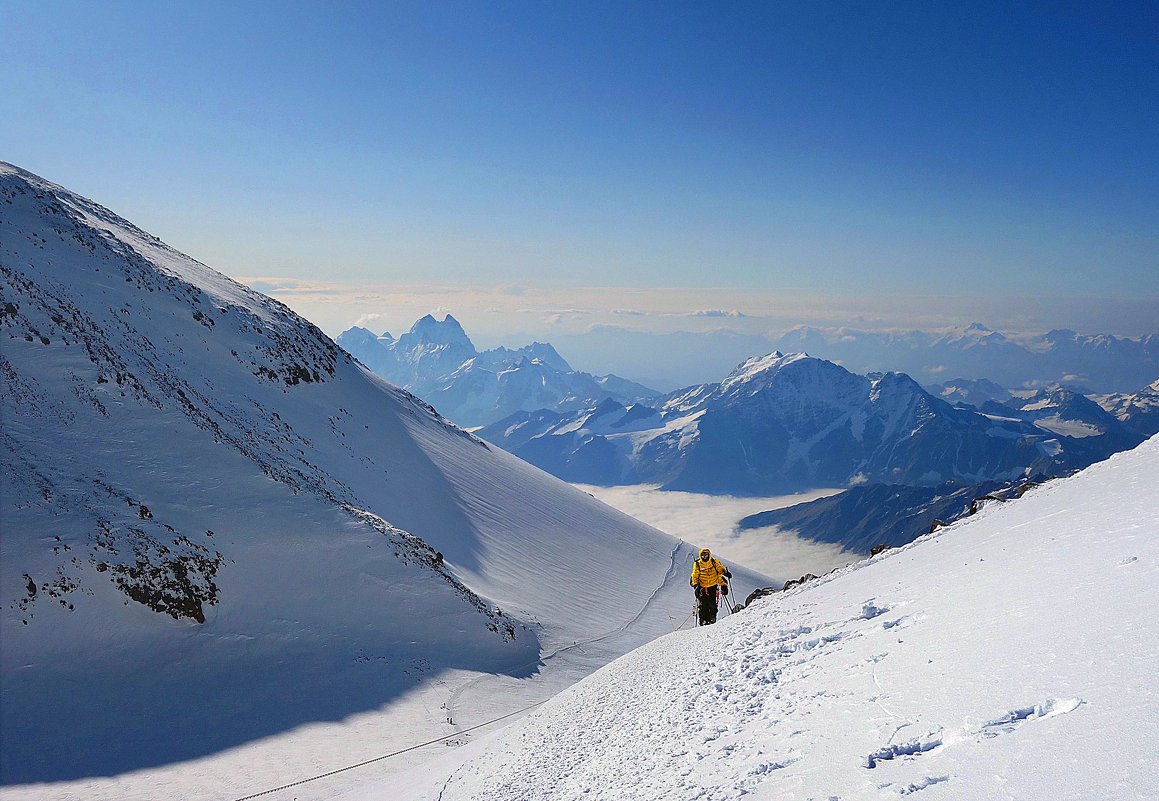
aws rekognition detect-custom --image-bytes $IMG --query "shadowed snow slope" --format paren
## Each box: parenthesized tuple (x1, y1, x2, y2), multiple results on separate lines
(0, 163, 768, 793)
(369, 434, 1159, 801)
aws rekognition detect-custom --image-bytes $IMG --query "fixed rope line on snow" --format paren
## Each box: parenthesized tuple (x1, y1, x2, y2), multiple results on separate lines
(228, 700, 546, 801)
(229, 563, 690, 797)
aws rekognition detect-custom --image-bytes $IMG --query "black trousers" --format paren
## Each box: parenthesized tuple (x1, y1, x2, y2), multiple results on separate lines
(695, 586, 719, 625)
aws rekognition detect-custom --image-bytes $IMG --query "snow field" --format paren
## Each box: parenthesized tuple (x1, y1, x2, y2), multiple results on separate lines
(367, 435, 1158, 801)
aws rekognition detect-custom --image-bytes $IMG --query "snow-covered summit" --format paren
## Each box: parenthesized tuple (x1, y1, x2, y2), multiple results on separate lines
(933, 320, 1009, 348)
(719, 350, 793, 391)
(477, 341, 572, 373)
(375, 434, 1159, 801)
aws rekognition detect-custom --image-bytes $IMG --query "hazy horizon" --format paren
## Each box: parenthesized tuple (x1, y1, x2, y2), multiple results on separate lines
(241, 276, 1159, 340)
(238, 276, 1157, 389)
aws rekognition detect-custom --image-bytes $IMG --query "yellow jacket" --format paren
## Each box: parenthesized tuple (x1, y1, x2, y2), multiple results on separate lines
(691, 554, 729, 588)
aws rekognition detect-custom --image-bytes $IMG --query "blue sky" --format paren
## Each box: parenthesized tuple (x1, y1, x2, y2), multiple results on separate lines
(3, 1, 1156, 336)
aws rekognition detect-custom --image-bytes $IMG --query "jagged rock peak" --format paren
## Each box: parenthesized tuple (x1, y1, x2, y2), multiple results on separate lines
(404, 313, 474, 346)
(411, 312, 463, 331)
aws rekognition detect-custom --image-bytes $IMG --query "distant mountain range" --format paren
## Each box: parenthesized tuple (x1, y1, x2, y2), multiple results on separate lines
(544, 322, 1156, 393)
(979, 386, 1143, 450)
(337, 314, 1157, 445)
(730, 382, 1153, 554)
(774, 323, 1158, 393)
(338, 318, 656, 428)
(478, 352, 1143, 495)
(927, 377, 1159, 440)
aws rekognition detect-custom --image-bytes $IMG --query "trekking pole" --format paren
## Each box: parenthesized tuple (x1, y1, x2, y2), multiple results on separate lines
(729, 578, 743, 613)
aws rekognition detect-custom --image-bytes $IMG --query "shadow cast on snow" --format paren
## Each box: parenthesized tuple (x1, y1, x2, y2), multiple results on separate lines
(1, 627, 542, 785)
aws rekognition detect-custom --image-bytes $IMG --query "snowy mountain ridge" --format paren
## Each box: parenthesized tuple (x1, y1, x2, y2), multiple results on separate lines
(479, 350, 1132, 494)
(719, 350, 809, 392)
(981, 385, 1141, 445)
(1, 162, 760, 795)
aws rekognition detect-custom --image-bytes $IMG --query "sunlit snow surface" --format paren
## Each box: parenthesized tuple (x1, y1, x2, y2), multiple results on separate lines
(362, 436, 1159, 801)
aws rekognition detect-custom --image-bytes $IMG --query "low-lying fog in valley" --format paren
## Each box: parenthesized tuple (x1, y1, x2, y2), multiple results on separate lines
(572, 484, 854, 587)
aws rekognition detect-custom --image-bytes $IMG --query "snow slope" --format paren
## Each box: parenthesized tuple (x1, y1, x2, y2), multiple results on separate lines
(367, 434, 1159, 801)
(0, 162, 767, 797)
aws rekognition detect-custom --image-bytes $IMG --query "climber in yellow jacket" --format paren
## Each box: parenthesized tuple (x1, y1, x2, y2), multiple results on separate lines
(691, 548, 731, 625)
